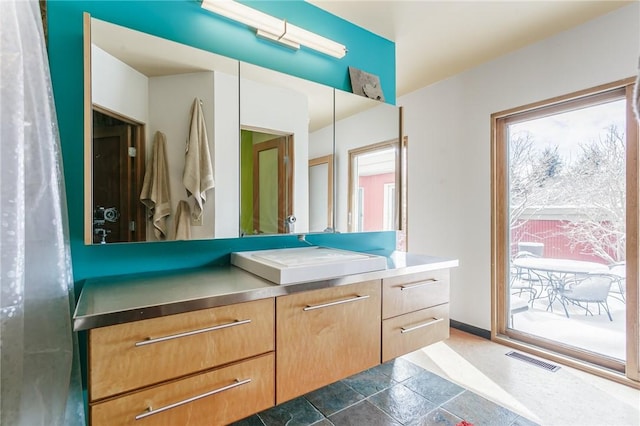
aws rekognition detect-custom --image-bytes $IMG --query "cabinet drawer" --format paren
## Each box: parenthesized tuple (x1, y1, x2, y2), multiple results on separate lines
(382, 304, 449, 362)
(90, 353, 275, 426)
(382, 269, 449, 319)
(276, 280, 381, 404)
(89, 298, 274, 401)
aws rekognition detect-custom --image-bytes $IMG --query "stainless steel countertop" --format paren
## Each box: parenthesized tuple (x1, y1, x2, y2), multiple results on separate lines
(73, 252, 458, 331)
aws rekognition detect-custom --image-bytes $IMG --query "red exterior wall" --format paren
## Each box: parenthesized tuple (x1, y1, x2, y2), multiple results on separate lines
(359, 172, 394, 231)
(511, 219, 609, 264)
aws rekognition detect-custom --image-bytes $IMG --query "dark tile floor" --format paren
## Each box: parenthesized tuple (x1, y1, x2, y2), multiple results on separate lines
(231, 358, 539, 426)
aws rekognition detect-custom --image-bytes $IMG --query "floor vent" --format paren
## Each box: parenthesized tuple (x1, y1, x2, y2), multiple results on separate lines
(505, 351, 560, 372)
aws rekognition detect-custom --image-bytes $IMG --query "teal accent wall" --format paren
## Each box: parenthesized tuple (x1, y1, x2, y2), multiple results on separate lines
(47, 0, 396, 289)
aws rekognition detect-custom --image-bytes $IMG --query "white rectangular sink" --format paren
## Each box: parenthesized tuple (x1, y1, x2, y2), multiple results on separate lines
(231, 247, 387, 285)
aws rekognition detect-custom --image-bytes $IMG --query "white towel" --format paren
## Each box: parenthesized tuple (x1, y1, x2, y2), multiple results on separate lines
(174, 200, 192, 240)
(140, 131, 172, 239)
(183, 98, 214, 220)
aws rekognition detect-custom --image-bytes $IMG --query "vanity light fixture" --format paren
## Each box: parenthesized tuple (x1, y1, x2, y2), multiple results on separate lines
(200, 0, 347, 58)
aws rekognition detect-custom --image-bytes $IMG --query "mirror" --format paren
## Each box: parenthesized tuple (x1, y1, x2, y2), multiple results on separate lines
(333, 89, 404, 236)
(84, 15, 240, 244)
(239, 62, 334, 236)
(83, 16, 402, 244)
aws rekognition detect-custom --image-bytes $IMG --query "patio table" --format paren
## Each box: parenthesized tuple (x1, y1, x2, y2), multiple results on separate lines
(512, 257, 609, 312)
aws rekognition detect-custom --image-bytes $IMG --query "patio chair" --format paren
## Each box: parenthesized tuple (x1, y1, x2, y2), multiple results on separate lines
(510, 251, 540, 304)
(510, 275, 538, 304)
(558, 273, 616, 321)
(608, 262, 626, 302)
(509, 296, 529, 327)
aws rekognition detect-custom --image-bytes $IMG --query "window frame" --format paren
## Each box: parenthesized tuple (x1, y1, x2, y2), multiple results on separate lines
(490, 78, 639, 385)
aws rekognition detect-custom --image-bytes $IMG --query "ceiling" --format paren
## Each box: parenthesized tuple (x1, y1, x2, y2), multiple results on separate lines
(308, 0, 632, 97)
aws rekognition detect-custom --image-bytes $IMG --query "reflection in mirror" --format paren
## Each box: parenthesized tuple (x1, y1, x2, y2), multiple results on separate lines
(240, 129, 294, 235)
(348, 141, 398, 232)
(239, 62, 334, 236)
(91, 108, 146, 244)
(332, 89, 404, 240)
(309, 155, 334, 232)
(84, 15, 240, 244)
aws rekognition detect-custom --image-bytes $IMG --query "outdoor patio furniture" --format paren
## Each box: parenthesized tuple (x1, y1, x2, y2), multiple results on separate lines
(517, 241, 544, 257)
(608, 262, 626, 302)
(509, 297, 529, 327)
(511, 257, 610, 313)
(558, 273, 617, 321)
(510, 251, 540, 304)
(510, 275, 538, 303)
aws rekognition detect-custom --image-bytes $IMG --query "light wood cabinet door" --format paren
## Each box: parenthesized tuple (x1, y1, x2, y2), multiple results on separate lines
(90, 353, 275, 426)
(382, 303, 449, 362)
(89, 298, 274, 401)
(382, 269, 449, 319)
(276, 280, 381, 404)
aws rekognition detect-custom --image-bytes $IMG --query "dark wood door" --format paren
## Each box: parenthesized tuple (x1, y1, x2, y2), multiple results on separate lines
(92, 125, 131, 243)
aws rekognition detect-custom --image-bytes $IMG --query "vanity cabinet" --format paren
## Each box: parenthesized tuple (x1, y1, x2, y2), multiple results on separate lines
(77, 256, 458, 425)
(88, 298, 275, 425)
(275, 280, 382, 404)
(381, 269, 450, 362)
(91, 353, 274, 426)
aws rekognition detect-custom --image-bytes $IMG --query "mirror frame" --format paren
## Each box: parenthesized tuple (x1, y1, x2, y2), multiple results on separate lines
(82, 13, 92, 244)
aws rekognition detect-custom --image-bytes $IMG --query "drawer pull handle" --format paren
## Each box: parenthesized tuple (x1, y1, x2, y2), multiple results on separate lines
(400, 317, 444, 334)
(135, 319, 252, 347)
(400, 279, 440, 291)
(303, 294, 370, 311)
(134, 378, 251, 420)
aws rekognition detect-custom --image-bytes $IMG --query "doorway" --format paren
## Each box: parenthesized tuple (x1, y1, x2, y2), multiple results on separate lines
(92, 108, 146, 243)
(240, 129, 294, 235)
(492, 79, 639, 383)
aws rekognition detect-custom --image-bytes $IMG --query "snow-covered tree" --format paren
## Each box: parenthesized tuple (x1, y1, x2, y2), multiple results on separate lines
(508, 124, 625, 263)
(561, 125, 626, 263)
(509, 131, 564, 231)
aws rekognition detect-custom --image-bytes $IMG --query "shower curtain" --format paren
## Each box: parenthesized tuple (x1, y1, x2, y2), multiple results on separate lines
(1, 1, 85, 425)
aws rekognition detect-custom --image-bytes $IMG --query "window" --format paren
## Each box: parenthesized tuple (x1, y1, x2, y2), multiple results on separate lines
(348, 142, 398, 232)
(347, 137, 408, 250)
(491, 79, 639, 382)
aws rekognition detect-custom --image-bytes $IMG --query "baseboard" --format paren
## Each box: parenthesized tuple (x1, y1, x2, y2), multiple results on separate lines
(450, 319, 491, 340)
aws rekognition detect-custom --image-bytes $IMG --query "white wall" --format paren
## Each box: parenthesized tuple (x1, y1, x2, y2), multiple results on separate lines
(241, 78, 310, 233)
(148, 71, 239, 241)
(398, 4, 640, 330)
(309, 124, 333, 159)
(92, 47, 239, 241)
(149, 72, 216, 241)
(309, 120, 333, 233)
(91, 45, 148, 123)
(213, 72, 240, 239)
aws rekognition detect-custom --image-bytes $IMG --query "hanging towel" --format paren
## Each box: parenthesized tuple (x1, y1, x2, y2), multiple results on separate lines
(174, 200, 192, 240)
(183, 97, 214, 220)
(140, 131, 172, 239)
